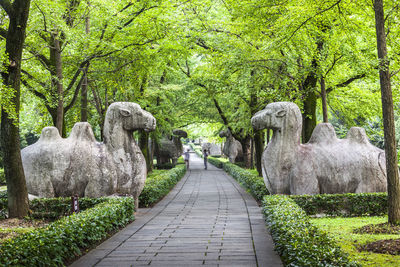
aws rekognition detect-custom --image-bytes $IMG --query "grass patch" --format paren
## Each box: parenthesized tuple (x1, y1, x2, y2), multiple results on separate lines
(310, 216, 400, 266)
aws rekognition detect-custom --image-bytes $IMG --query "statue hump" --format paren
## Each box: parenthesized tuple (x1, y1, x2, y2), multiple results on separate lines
(69, 122, 96, 142)
(308, 123, 337, 144)
(346, 127, 369, 144)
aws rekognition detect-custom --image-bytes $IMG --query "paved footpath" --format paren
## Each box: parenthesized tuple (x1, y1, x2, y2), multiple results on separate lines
(71, 152, 282, 267)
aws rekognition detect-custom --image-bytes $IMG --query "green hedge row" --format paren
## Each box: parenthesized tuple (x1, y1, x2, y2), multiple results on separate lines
(290, 193, 388, 217)
(139, 164, 186, 207)
(0, 197, 134, 266)
(207, 156, 268, 201)
(263, 195, 359, 267)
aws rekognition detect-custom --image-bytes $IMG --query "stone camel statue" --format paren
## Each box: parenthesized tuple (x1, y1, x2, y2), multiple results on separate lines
(251, 102, 387, 195)
(157, 129, 188, 166)
(21, 102, 156, 209)
(201, 142, 222, 156)
(219, 129, 243, 163)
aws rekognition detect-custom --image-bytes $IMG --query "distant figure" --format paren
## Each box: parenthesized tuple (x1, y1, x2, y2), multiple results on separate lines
(203, 149, 208, 170)
(184, 148, 190, 169)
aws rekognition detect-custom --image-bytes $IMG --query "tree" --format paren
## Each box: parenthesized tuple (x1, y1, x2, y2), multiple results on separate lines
(0, 0, 31, 218)
(373, 0, 400, 225)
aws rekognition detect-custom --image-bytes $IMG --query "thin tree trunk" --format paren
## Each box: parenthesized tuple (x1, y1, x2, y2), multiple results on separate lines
(254, 130, 264, 176)
(302, 91, 317, 143)
(0, 0, 31, 218)
(81, 4, 90, 122)
(240, 136, 252, 168)
(139, 130, 152, 172)
(52, 33, 64, 135)
(374, 0, 400, 225)
(321, 77, 328, 123)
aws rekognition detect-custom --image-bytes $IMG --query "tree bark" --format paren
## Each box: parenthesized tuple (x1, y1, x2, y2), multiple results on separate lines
(81, 3, 90, 122)
(51, 32, 64, 135)
(321, 77, 328, 123)
(240, 136, 252, 168)
(374, 0, 400, 225)
(0, 0, 31, 218)
(302, 91, 317, 143)
(138, 130, 152, 172)
(254, 130, 264, 176)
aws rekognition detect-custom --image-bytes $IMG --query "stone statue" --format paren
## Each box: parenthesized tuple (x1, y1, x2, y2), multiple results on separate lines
(157, 129, 187, 166)
(219, 129, 243, 163)
(201, 142, 222, 156)
(22, 102, 156, 208)
(251, 102, 387, 195)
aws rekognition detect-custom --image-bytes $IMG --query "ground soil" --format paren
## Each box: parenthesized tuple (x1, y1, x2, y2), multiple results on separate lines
(0, 218, 49, 242)
(356, 223, 400, 255)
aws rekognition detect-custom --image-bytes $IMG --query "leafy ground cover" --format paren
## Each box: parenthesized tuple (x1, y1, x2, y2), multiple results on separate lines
(311, 216, 400, 266)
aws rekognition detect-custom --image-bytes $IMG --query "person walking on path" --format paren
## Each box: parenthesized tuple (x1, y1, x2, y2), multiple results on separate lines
(183, 148, 190, 169)
(203, 149, 208, 170)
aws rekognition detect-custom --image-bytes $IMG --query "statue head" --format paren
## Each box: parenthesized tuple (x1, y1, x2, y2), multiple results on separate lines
(105, 102, 156, 133)
(172, 129, 188, 138)
(219, 129, 232, 138)
(251, 102, 302, 133)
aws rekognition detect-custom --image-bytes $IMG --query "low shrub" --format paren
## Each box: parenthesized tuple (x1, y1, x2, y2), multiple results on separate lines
(139, 164, 186, 207)
(0, 196, 109, 220)
(0, 197, 134, 266)
(208, 156, 268, 201)
(291, 193, 387, 217)
(263, 195, 359, 267)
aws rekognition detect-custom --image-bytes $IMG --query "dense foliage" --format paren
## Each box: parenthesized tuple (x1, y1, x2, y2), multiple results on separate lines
(139, 164, 186, 207)
(0, 197, 134, 266)
(263, 195, 359, 267)
(291, 193, 388, 217)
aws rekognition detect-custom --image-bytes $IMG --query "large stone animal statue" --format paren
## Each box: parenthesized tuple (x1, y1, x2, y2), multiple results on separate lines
(201, 142, 222, 156)
(157, 129, 188, 166)
(219, 129, 243, 163)
(22, 102, 156, 208)
(251, 102, 387, 195)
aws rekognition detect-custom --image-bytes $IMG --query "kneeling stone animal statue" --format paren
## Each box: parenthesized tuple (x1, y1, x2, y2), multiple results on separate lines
(251, 102, 387, 195)
(22, 102, 156, 208)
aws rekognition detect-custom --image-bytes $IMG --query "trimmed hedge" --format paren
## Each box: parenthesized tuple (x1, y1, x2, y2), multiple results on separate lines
(207, 156, 268, 201)
(139, 164, 186, 207)
(291, 193, 388, 217)
(0, 197, 134, 266)
(263, 195, 359, 267)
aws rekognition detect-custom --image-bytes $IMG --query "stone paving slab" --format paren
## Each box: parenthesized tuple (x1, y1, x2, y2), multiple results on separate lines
(70, 152, 282, 267)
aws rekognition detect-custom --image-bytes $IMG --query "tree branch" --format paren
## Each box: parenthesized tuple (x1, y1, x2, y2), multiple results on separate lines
(0, 0, 13, 16)
(0, 28, 7, 39)
(326, 73, 366, 93)
(64, 64, 88, 112)
(283, 0, 342, 45)
(21, 69, 47, 89)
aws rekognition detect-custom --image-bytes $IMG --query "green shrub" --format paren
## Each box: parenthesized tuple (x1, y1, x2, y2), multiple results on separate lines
(0, 197, 134, 266)
(139, 164, 186, 207)
(0, 168, 5, 185)
(291, 193, 388, 217)
(208, 156, 268, 201)
(263, 195, 359, 267)
(0, 197, 110, 220)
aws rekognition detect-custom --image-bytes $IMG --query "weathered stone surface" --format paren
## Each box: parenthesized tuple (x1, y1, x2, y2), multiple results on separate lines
(201, 143, 221, 156)
(158, 129, 187, 166)
(22, 102, 156, 206)
(219, 129, 243, 163)
(251, 102, 387, 195)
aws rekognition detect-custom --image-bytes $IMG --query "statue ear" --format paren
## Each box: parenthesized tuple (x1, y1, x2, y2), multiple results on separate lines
(276, 110, 286, 117)
(119, 109, 131, 117)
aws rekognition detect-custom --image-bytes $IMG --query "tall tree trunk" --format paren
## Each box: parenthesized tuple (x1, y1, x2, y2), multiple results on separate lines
(51, 32, 64, 135)
(0, 0, 31, 218)
(254, 130, 264, 176)
(302, 91, 317, 143)
(240, 136, 252, 168)
(81, 4, 90, 122)
(374, 0, 400, 225)
(139, 130, 152, 172)
(321, 77, 328, 123)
